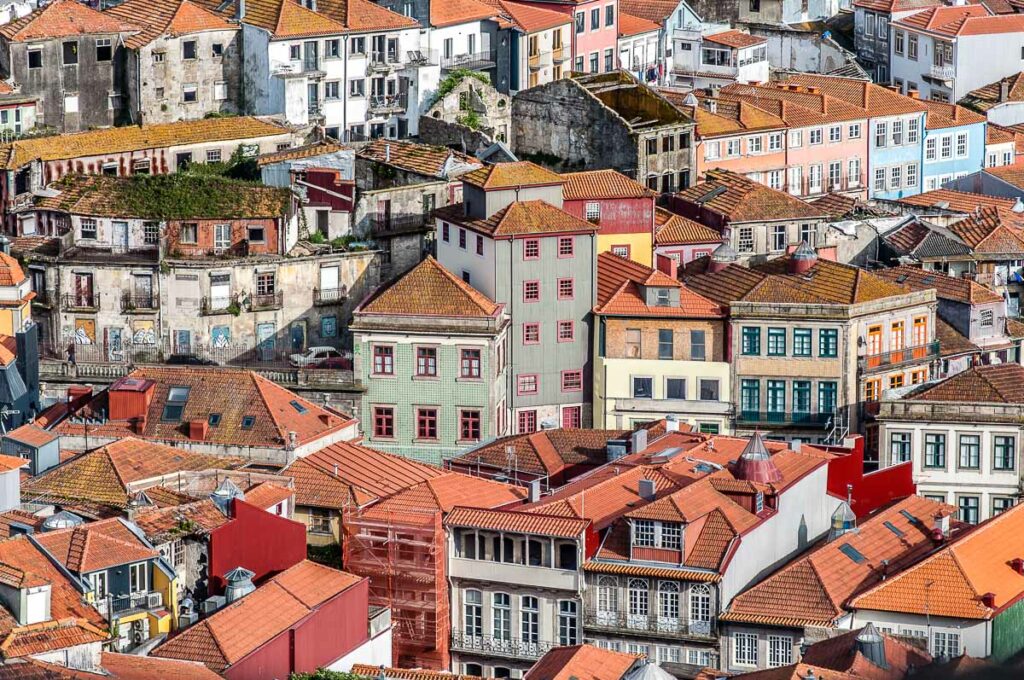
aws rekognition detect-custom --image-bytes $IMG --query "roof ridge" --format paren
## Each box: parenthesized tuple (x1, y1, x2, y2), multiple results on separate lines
(249, 372, 291, 446)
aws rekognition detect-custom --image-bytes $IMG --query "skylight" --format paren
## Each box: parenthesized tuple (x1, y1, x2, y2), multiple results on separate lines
(838, 543, 866, 564)
(161, 385, 191, 422)
(241, 416, 256, 430)
(883, 521, 905, 538)
(208, 413, 222, 427)
(899, 509, 922, 526)
(289, 400, 308, 414)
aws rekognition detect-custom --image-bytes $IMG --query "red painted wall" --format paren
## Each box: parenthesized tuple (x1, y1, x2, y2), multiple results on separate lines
(225, 630, 293, 680)
(208, 499, 307, 593)
(563, 196, 653, 236)
(822, 435, 916, 518)
(303, 169, 355, 212)
(165, 217, 282, 257)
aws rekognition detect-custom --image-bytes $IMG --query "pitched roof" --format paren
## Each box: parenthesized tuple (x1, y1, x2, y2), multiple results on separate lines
(595, 251, 723, 318)
(22, 437, 244, 510)
(780, 74, 927, 117)
(105, 0, 234, 48)
(873, 265, 1003, 304)
(907, 363, 1024, 403)
(434, 200, 598, 238)
(445, 506, 589, 538)
(461, 161, 565, 190)
(983, 162, 1024, 190)
(654, 207, 721, 245)
(723, 496, 954, 627)
(0, 253, 26, 289)
(241, 481, 292, 510)
(920, 99, 986, 130)
(703, 29, 766, 48)
(358, 256, 500, 318)
(55, 367, 353, 450)
(525, 645, 639, 680)
(896, 188, 1017, 213)
(776, 627, 933, 679)
(257, 140, 348, 166)
(850, 501, 1024, 619)
(0, 0, 139, 40)
(34, 517, 159, 573)
(153, 561, 363, 672)
(946, 206, 1024, 254)
(35, 173, 291, 220)
(674, 169, 826, 223)
(617, 0, 678, 23)
(963, 71, 1024, 112)
(283, 440, 442, 510)
(361, 473, 527, 519)
(880, 218, 972, 259)
(491, 0, 569, 31)
(317, 0, 419, 31)
(562, 169, 654, 200)
(617, 11, 659, 37)
(351, 667, 477, 680)
(4, 424, 58, 448)
(852, 0, 941, 13)
(683, 96, 788, 139)
(721, 83, 871, 127)
(132, 498, 231, 543)
(98, 653, 224, 680)
(0, 117, 289, 170)
(937, 317, 982, 357)
(429, 0, 495, 27)
(896, 4, 1024, 36)
(357, 138, 480, 179)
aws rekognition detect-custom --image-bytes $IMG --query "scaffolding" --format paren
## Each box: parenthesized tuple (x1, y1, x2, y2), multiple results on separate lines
(343, 504, 450, 669)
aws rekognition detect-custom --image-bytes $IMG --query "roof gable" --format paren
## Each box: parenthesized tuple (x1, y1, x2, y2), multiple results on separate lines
(359, 256, 500, 318)
(0, 0, 139, 40)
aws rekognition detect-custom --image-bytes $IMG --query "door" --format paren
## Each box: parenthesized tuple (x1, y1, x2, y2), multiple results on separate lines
(316, 210, 329, 236)
(73, 273, 93, 307)
(319, 265, 339, 299)
(303, 40, 318, 71)
(308, 83, 319, 116)
(105, 327, 122, 362)
(133, 274, 152, 308)
(174, 330, 191, 354)
(256, 322, 275, 361)
(290, 321, 306, 351)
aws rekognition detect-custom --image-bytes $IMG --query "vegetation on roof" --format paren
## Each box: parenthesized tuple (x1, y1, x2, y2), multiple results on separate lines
(430, 68, 490, 109)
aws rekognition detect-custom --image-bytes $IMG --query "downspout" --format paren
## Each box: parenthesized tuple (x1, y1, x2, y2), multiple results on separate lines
(342, 33, 348, 139)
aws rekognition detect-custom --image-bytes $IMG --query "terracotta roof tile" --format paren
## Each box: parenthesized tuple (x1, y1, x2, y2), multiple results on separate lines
(257, 140, 348, 166)
(703, 29, 765, 48)
(852, 0, 941, 12)
(351, 667, 476, 680)
(525, 644, 639, 680)
(595, 251, 723, 318)
(797, 627, 933, 679)
(721, 83, 870, 127)
(105, 0, 234, 48)
(362, 473, 527, 518)
(617, 11, 659, 37)
(435, 200, 598, 238)
(0, 0, 139, 40)
(874, 265, 1002, 304)
(896, 188, 1016, 213)
(429, 0, 495, 27)
(781, 74, 927, 117)
(0, 619, 109, 659)
(983, 162, 1024, 190)
(654, 207, 721, 245)
(582, 560, 721, 582)
(132, 498, 231, 543)
(937, 317, 982, 357)
(462, 161, 565, 190)
(99, 652, 224, 680)
(359, 256, 500, 318)
(896, 4, 1024, 36)
(562, 169, 654, 200)
(964, 72, 1024, 112)
(947, 206, 1024, 253)
(445, 507, 589, 538)
(34, 517, 159, 573)
(674, 169, 825, 223)
(920, 100, 986, 130)
(617, 0, 678, 23)
(357, 139, 479, 179)
(4, 424, 58, 448)
(674, 94, 787, 139)
(241, 481, 293, 510)
(451, 428, 645, 477)
(317, 0, 418, 31)
(908, 362, 1024, 402)
(491, 0, 568, 31)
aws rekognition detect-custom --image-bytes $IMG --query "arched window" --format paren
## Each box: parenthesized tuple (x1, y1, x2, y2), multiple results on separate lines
(689, 584, 711, 623)
(597, 576, 618, 614)
(627, 578, 649, 628)
(658, 581, 680, 623)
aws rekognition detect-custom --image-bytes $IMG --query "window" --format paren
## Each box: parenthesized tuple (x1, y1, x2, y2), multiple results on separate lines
(741, 379, 760, 416)
(62, 40, 78, 65)
(925, 139, 937, 162)
(793, 328, 812, 357)
(809, 128, 823, 145)
(128, 563, 147, 594)
(632, 377, 653, 399)
(767, 328, 786, 356)
(241, 416, 255, 429)
(458, 229, 466, 249)
(606, 3, 614, 25)
(789, 130, 803, 147)
(908, 33, 918, 59)
(625, 329, 642, 358)
(372, 345, 394, 375)
(558, 601, 578, 645)
(658, 329, 673, 359)
(308, 508, 332, 534)
(691, 330, 706, 361)
(689, 583, 711, 625)
(727, 139, 741, 157)
(933, 631, 961, 658)
(559, 236, 575, 257)
(874, 168, 886, 192)
(994, 497, 1016, 515)
(415, 347, 437, 377)
(646, 138, 659, 156)
(767, 380, 785, 416)
(908, 118, 919, 144)
(738, 227, 754, 253)
(889, 373, 904, 390)
(876, 121, 887, 148)
(889, 432, 911, 464)
(350, 79, 365, 97)
(206, 149, 222, 164)
(658, 581, 680, 622)
(994, 435, 1015, 470)
(461, 349, 482, 378)
(906, 163, 918, 188)
(793, 381, 811, 415)
(666, 378, 686, 400)
(416, 408, 438, 440)
(941, 135, 952, 160)
(956, 132, 968, 158)
(748, 136, 762, 154)
(460, 410, 481, 442)
(557, 278, 574, 299)
(980, 309, 994, 328)
(80, 218, 97, 240)
(734, 633, 757, 666)
(475, 234, 483, 256)
(523, 323, 540, 344)
(524, 239, 539, 259)
(518, 374, 538, 395)
(27, 48, 41, 69)
(522, 596, 539, 642)
(958, 496, 979, 525)
(518, 410, 537, 434)
(742, 327, 761, 355)
(828, 125, 842, 143)
(865, 13, 875, 34)
(325, 38, 340, 58)
(325, 81, 340, 100)
(464, 590, 482, 636)
(558, 321, 574, 342)
(924, 433, 946, 468)
(562, 370, 582, 392)
(768, 636, 793, 668)
(800, 223, 816, 247)
(892, 120, 903, 146)
(143, 222, 159, 245)
(96, 38, 112, 61)
(705, 141, 720, 160)
(160, 386, 191, 422)
(523, 280, 540, 302)
(699, 379, 719, 401)
(183, 84, 198, 103)
(959, 434, 980, 469)
(771, 224, 786, 251)
(878, 15, 887, 36)
(589, 52, 598, 73)
(819, 329, 838, 357)
(590, 7, 599, 29)
(181, 40, 198, 60)
(890, 165, 902, 189)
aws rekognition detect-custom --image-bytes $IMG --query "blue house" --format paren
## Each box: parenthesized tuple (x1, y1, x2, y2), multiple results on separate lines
(921, 101, 987, 192)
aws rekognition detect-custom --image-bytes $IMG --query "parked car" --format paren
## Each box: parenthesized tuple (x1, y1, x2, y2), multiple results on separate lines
(312, 355, 353, 370)
(167, 354, 217, 366)
(289, 346, 345, 368)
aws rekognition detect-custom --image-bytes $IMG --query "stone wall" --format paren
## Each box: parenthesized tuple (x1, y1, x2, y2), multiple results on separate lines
(417, 116, 493, 155)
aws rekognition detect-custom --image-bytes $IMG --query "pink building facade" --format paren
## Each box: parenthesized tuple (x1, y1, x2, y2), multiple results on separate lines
(530, 0, 618, 74)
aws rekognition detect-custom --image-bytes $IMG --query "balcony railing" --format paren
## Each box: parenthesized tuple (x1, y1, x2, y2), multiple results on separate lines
(930, 63, 955, 81)
(368, 52, 401, 72)
(313, 286, 348, 306)
(583, 612, 715, 640)
(451, 632, 556, 660)
(121, 293, 158, 313)
(552, 45, 566, 62)
(99, 591, 163, 617)
(369, 93, 407, 114)
(62, 293, 99, 310)
(250, 290, 283, 311)
(858, 340, 940, 372)
(736, 410, 833, 427)
(372, 214, 430, 235)
(528, 53, 541, 70)
(441, 49, 497, 72)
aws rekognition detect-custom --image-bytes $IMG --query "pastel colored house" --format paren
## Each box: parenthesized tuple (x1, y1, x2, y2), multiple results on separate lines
(562, 0, 619, 74)
(653, 207, 722, 266)
(920, 100, 986, 191)
(671, 29, 769, 90)
(561, 169, 657, 266)
(962, 71, 1024, 128)
(497, 1, 572, 91)
(620, 0, 702, 86)
(985, 124, 1019, 168)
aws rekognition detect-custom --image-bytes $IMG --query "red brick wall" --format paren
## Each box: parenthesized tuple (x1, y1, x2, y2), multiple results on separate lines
(165, 217, 280, 257)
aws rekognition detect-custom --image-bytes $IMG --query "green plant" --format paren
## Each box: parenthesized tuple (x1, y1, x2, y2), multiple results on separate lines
(456, 109, 482, 130)
(308, 231, 326, 244)
(227, 301, 241, 316)
(430, 68, 490, 108)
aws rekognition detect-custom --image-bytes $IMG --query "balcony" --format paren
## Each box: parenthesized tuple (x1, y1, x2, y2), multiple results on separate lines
(552, 45, 566, 62)
(121, 293, 158, 313)
(372, 214, 430, 235)
(368, 52, 401, 73)
(528, 53, 541, 70)
(369, 93, 407, 114)
(929, 63, 955, 82)
(583, 612, 715, 641)
(613, 397, 732, 418)
(62, 293, 99, 311)
(97, 591, 163, 618)
(451, 632, 556, 660)
(449, 557, 579, 591)
(736, 410, 832, 428)
(250, 290, 283, 311)
(313, 286, 348, 306)
(441, 49, 497, 73)
(200, 296, 236, 316)
(858, 340, 940, 372)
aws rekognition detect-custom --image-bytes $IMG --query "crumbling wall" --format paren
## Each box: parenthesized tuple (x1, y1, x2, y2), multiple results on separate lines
(418, 116, 493, 155)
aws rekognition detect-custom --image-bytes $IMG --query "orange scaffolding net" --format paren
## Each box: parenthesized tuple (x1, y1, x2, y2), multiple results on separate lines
(343, 505, 450, 669)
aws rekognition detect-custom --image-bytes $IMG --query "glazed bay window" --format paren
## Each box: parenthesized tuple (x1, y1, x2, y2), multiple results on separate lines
(994, 435, 1016, 470)
(890, 432, 911, 464)
(958, 434, 980, 469)
(741, 327, 761, 355)
(767, 328, 786, 356)
(924, 433, 946, 468)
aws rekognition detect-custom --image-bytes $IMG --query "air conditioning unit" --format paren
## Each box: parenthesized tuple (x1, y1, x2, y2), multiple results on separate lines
(146, 592, 163, 609)
(201, 595, 226, 615)
(178, 611, 198, 627)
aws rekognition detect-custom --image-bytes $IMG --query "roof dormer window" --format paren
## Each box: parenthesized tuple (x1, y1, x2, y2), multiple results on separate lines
(656, 289, 671, 306)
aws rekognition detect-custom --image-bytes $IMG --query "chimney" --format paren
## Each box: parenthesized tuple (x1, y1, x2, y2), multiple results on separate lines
(908, 89, 920, 100)
(806, 86, 819, 94)
(665, 414, 680, 432)
(235, 0, 245, 20)
(708, 241, 738, 273)
(385, 144, 391, 163)
(631, 428, 648, 454)
(188, 419, 208, 441)
(319, 413, 333, 425)
(981, 592, 996, 608)
(1011, 558, 1024, 575)
(287, 431, 298, 450)
(0, 234, 10, 256)
(655, 253, 678, 280)
(791, 438, 802, 452)
(528, 479, 541, 503)
(788, 240, 818, 275)
(1001, 78, 1011, 103)
(638, 478, 656, 501)
(932, 512, 951, 542)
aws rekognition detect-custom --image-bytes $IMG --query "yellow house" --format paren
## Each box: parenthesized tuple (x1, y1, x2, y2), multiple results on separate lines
(0, 244, 33, 336)
(562, 169, 656, 266)
(593, 252, 733, 433)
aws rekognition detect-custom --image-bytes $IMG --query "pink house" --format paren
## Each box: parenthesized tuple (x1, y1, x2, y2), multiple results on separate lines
(721, 83, 870, 199)
(527, 0, 618, 74)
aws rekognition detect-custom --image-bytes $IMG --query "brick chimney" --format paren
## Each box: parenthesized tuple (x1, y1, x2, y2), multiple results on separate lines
(655, 253, 678, 279)
(188, 420, 208, 441)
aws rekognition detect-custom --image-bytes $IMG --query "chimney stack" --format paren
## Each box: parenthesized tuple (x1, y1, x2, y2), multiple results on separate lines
(638, 478, 656, 501)
(235, 0, 245, 20)
(1001, 78, 1011, 102)
(788, 240, 818, 275)
(665, 414, 680, 432)
(528, 479, 541, 503)
(1011, 558, 1024, 575)
(932, 512, 951, 542)
(982, 592, 996, 608)
(631, 428, 648, 454)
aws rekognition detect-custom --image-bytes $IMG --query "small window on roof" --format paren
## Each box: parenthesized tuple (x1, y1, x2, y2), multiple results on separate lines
(883, 521, 905, 538)
(161, 386, 191, 422)
(899, 509, 923, 526)
(838, 543, 866, 564)
(289, 400, 308, 414)
(241, 416, 256, 429)
(208, 413, 222, 427)
(167, 386, 191, 402)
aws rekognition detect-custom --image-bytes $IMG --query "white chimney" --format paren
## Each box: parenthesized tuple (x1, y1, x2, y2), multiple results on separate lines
(665, 415, 679, 432)
(631, 429, 648, 453)
(528, 479, 541, 503)
(791, 439, 802, 452)
(638, 478, 656, 501)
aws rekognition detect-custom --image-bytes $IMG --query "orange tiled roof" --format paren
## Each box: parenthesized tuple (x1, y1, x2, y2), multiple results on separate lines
(362, 473, 527, 518)
(4, 423, 58, 448)
(430, 0, 495, 27)
(850, 501, 1024, 619)
(874, 265, 1002, 304)
(257, 140, 347, 166)
(525, 644, 639, 680)
(781, 74, 927, 117)
(34, 517, 159, 573)
(964, 72, 1024, 112)
(351, 667, 476, 680)
(239, 481, 292, 510)
(357, 138, 480, 179)
(221, 0, 346, 37)
(132, 498, 231, 543)
(617, 0, 678, 23)
(562, 169, 654, 200)
(492, 0, 569, 32)
(907, 363, 1024, 402)
(675, 169, 825, 223)
(684, 97, 788, 139)
(797, 627, 933, 679)
(105, 0, 234, 48)
(23, 437, 244, 510)
(0, 455, 26, 474)
(582, 560, 721, 582)
(921, 99, 986, 130)
(852, 0, 941, 13)
(724, 82, 871, 128)
(896, 188, 1016, 213)
(318, 0, 418, 31)
(283, 439, 442, 510)
(445, 506, 589, 538)
(937, 317, 981, 357)
(654, 207, 721, 245)
(435, 200, 599, 239)
(595, 251, 723, 318)
(462, 161, 565, 189)
(153, 561, 363, 672)
(983, 162, 1024, 190)
(896, 4, 1024, 36)
(0, 510, 44, 539)
(55, 367, 353, 450)
(617, 11, 659, 37)
(703, 29, 765, 48)
(358, 256, 500, 318)
(99, 652, 224, 679)
(0, 0, 139, 40)
(0, 253, 26, 289)
(0, 116, 289, 170)
(946, 206, 1024, 253)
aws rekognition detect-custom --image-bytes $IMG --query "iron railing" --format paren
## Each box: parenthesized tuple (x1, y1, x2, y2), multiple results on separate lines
(736, 410, 833, 427)
(62, 293, 100, 310)
(368, 93, 407, 113)
(583, 612, 715, 640)
(451, 632, 556, 660)
(251, 290, 284, 310)
(441, 50, 497, 72)
(313, 287, 348, 306)
(200, 296, 235, 316)
(858, 340, 941, 372)
(121, 294, 158, 312)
